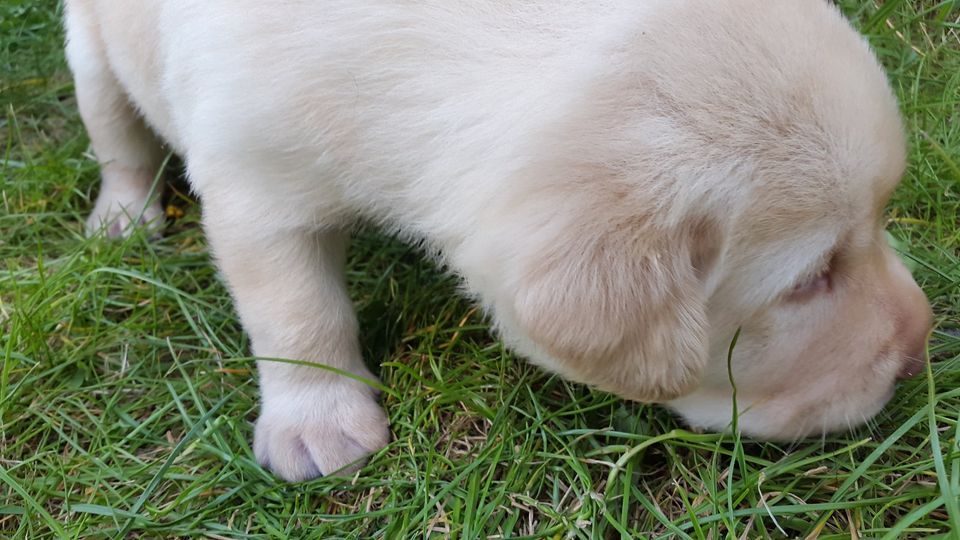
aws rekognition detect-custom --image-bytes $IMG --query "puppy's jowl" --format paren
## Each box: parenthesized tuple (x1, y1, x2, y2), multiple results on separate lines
(66, 0, 932, 481)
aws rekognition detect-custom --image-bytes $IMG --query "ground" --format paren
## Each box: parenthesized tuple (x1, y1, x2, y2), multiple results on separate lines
(1, 1, 959, 538)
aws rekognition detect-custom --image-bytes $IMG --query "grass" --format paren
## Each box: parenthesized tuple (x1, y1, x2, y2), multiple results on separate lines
(2, 0, 959, 538)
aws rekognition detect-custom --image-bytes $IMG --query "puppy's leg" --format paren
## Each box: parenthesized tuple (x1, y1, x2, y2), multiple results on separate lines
(203, 205, 389, 481)
(65, 3, 165, 237)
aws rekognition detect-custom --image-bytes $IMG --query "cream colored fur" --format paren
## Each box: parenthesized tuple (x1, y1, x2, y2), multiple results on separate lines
(65, 0, 932, 481)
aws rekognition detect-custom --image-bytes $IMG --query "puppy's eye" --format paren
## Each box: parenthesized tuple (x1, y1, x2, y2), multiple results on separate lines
(787, 270, 832, 302)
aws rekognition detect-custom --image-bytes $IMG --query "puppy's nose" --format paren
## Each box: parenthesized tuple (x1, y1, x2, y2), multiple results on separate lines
(896, 343, 927, 380)
(896, 310, 932, 381)
(886, 252, 933, 381)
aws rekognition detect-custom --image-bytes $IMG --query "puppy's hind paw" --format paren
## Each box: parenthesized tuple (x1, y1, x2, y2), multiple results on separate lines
(85, 167, 165, 238)
(86, 200, 165, 238)
(253, 383, 390, 481)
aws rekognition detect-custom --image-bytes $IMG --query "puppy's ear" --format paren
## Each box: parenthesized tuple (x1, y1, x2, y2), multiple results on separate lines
(509, 216, 720, 402)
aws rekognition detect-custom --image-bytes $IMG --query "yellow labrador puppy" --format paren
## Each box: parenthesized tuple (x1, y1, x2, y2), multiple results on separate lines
(65, 0, 932, 481)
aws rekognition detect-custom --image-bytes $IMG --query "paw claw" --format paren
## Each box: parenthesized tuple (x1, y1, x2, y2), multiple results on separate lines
(107, 220, 124, 237)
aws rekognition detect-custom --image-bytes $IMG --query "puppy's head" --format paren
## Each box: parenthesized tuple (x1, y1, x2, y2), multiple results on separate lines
(463, 0, 931, 439)
(656, 0, 933, 440)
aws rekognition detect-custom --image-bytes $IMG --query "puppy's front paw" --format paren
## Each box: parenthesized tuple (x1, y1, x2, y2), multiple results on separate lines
(253, 381, 390, 481)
